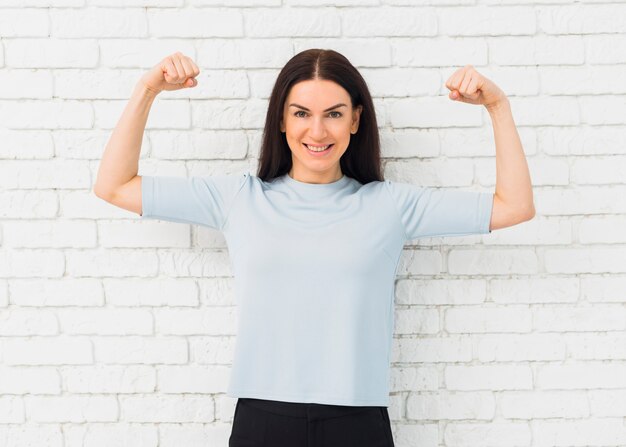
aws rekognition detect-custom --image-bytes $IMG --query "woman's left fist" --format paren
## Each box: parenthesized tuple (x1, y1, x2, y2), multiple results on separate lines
(445, 65, 507, 110)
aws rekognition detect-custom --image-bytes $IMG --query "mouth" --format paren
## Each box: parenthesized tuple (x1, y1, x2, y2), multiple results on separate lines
(303, 143, 334, 155)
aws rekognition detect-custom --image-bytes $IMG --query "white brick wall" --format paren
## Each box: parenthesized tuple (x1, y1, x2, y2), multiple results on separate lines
(1, 1, 625, 446)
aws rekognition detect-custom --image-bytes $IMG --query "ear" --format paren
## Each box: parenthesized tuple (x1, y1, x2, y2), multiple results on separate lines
(280, 117, 285, 133)
(351, 105, 363, 134)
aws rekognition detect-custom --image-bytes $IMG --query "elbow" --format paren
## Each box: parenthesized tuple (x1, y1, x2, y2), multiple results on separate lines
(520, 202, 536, 222)
(93, 184, 112, 201)
(495, 191, 536, 223)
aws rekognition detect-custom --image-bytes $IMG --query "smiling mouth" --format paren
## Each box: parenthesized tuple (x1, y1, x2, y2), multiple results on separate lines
(304, 143, 334, 152)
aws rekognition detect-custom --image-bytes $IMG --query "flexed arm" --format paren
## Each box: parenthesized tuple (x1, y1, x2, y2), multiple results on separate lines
(93, 52, 200, 215)
(445, 65, 535, 232)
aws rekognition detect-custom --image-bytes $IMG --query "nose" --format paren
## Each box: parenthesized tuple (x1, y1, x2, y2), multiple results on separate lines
(308, 116, 327, 141)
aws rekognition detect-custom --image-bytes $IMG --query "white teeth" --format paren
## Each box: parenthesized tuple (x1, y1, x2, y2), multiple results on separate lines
(306, 144, 331, 152)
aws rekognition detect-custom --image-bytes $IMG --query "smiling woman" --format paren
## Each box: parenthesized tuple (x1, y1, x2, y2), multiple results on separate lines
(95, 46, 533, 447)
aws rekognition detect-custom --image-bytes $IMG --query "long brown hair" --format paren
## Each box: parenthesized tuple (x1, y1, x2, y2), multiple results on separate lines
(256, 49, 383, 185)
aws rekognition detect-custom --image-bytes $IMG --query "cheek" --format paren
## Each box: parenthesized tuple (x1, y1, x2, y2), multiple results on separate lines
(285, 120, 304, 136)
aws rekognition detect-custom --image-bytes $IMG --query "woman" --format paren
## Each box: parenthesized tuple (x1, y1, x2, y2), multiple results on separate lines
(94, 49, 534, 446)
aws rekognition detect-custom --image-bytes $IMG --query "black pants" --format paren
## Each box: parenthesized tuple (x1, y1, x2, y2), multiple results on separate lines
(229, 397, 395, 447)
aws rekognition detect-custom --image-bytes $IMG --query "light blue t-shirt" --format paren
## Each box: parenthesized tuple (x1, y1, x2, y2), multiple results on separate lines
(141, 172, 493, 407)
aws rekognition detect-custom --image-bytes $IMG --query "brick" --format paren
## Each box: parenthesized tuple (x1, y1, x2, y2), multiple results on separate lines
(395, 307, 439, 335)
(538, 4, 626, 34)
(104, 277, 199, 307)
(394, 37, 487, 67)
(570, 155, 626, 185)
(0, 366, 62, 396)
(120, 395, 214, 422)
(63, 365, 156, 393)
(158, 365, 229, 393)
(64, 424, 157, 447)
(0, 100, 93, 129)
(0, 425, 63, 447)
(25, 395, 118, 422)
(440, 6, 535, 36)
(490, 277, 578, 304)
(57, 308, 154, 335)
(5, 39, 98, 68)
(100, 39, 196, 68)
(448, 249, 538, 275)
(3, 338, 92, 365)
(581, 276, 626, 303)
(385, 159, 475, 186)
(396, 249, 443, 276)
(395, 278, 486, 305)
(446, 364, 533, 390)
(0, 250, 65, 278)
(446, 305, 532, 333)
(0, 396, 24, 423)
(50, 8, 148, 38)
(545, 247, 626, 274)
(586, 35, 626, 64)
(294, 39, 391, 68)
(389, 96, 482, 128)
(579, 216, 626, 243)
(536, 362, 626, 389)
(0, 70, 52, 99)
(390, 366, 438, 393)
(393, 336, 472, 363)
(154, 307, 236, 335)
(10, 278, 103, 307)
(538, 185, 626, 215)
(588, 390, 626, 417)
(94, 336, 187, 364)
(342, 7, 437, 37)
(565, 333, 626, 360)
(0, 8, 48, 37)
(3, 220, 96, 248)
(533, 418, 626, 446)
(197, 38, 293, 68)
(538, 126, 626, 156)
(445, 421, 531, 446)
(490, 36, 584, 66)
(535, 304, 626, 332)
(65, 249, 158, 277)
(500, 390, 588, 419)
(245, 8, 340, 37)
(407, 391, 495, 420)
(475, 334, 566, 362)
(0, 308, 58, 335)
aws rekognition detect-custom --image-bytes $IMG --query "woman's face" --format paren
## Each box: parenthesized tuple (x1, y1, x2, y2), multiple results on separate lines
(280, 79, 362, 183)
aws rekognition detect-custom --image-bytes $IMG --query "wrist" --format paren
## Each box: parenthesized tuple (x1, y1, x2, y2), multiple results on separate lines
(136, 81, 161, 99)
(485, 96, 510, 114)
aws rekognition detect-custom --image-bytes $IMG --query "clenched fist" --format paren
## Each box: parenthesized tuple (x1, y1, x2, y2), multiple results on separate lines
(445, 64, 506, 110)
(140, 52, 200, 94)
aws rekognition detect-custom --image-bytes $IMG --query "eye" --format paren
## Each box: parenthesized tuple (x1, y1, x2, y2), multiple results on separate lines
(329, 111, 342, 118)
(294, 111, 307, 118)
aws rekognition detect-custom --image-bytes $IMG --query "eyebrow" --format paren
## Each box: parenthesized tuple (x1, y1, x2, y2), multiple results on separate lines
(288, 103, 348, 112)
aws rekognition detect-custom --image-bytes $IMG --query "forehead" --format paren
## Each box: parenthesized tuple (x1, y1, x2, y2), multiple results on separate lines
(286, 79, 350, 105)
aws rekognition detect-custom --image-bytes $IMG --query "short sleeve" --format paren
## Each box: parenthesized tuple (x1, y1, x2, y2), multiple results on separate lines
(140, 172, 248, 230)
(384, 179, 494, 241)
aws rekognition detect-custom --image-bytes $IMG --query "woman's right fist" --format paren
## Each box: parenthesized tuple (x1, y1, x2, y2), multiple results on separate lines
(140, 52, 200, 94)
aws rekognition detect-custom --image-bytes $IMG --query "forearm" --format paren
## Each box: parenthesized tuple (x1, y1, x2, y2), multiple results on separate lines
(94, 81, 159, 197)
(487, 98, 535, 217)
